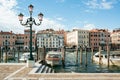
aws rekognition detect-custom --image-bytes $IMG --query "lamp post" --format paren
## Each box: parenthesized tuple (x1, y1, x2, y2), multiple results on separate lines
(18, 4, 43, 63)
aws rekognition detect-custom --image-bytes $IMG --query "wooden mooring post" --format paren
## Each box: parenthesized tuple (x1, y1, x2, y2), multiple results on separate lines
(76, 47, 78, 65)
(18, 50, 20, 63)
(43, 46, 46, 64)
(62, 46, 66, 67)
(5, 50, 7, 63)
(80, 46, 83, 64)
(107, 45, 110, 67)
(18, 49, 20, 63)
(91, 47, 94, 63)
(36, 46, 38, 61)
(13, 48, 15, 61)
(85, 46, 87, 67)
(0, 47, 1, 62)
(99, 46, 102, 65)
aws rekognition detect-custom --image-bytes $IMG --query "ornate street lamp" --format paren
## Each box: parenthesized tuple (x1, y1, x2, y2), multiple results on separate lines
(18, 4, 43, 61)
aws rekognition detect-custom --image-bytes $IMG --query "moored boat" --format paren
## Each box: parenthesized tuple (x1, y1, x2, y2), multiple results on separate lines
(19, 52, 37, 62)
(3, 52, 15, 60)
(45, 51, 62, 66)
(93, 51, 120, 66)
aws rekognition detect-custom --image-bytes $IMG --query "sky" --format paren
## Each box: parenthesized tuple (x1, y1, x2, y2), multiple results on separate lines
(0, 0, 120, 33)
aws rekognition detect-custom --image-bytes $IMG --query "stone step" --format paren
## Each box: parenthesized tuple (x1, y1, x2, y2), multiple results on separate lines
(35, 64, 54, 73)
(43, 66, 49, 73)
(39, 65, 45, 73)
(35, 64, 42, 73)
(47, 68, 52, 73)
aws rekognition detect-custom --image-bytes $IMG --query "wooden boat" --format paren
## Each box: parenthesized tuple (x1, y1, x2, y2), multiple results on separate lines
(19, 52, 37, 62)
(93, 51, 120, 66)
(3, 52, 14, 60)
(45, 51, 62, 66)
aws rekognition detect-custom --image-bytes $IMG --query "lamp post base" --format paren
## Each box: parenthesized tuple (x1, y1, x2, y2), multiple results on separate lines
(26, 60, 35, 68)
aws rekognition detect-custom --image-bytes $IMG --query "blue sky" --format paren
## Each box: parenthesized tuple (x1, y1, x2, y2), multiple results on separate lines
(0, 0, 120, 33)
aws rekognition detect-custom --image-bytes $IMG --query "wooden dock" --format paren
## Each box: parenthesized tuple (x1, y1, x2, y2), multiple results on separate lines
(0, 63, 120, 80)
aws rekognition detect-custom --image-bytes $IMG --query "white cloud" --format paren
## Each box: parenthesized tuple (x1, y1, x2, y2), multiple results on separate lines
(56, 0, 65, 3)
(36, 18, 65, 30)
(73, 23, 96, 30)
(0, 0, 65, 33)
(85, 0, 117, 10)
(0, 0, 24, 33)
(83, 24, 96, 30)
(56, 17, 63, 21)
(84, 9, 94, 13)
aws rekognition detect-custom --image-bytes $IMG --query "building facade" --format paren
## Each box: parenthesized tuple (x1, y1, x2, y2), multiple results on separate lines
(89, 29, 111, 50)
(0, 30, 36, 51)
(66, 29, 90, 48)
(0, 31, 16, 50)
(36, 29, 64, 51)
(111, 28, 120, 50)
(23, 29, 36, 51)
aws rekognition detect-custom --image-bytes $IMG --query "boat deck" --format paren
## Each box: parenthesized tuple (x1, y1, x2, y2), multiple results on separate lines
(0, 63, 120, 80)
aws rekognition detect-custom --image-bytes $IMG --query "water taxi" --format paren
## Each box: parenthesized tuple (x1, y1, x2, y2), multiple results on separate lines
(93, 51, 120, 66)
(19, 52, 37, 62)
(45, 51, 62, 66)
(3, 52, 15, 60)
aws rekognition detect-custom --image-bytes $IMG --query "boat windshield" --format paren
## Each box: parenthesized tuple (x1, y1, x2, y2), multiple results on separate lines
(48, 54, 60, 58)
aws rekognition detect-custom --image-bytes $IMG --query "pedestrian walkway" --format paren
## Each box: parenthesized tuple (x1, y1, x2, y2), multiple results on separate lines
(0, 63, 120, 80)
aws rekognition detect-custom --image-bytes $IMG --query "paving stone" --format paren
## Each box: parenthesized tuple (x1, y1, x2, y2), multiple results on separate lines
(1, 63, 120, 80)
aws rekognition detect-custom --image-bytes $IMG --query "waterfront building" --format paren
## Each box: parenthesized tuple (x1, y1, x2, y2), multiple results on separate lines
(23, 29, 36, 51)
(111, 28, 120, 49)
(36, 29, 64, 51)
(0, 31, 16, 50)
(15, 34, 24, 51)
(15, 29, 36, 51)
(66, 29, 90, 48)
(0, 30, 36, 51)
(89, 29, 111, 51)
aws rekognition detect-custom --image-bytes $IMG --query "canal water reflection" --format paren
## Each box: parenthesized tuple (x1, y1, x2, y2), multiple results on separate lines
(54, 51, 120, 73)
(1, 51, 120, 73)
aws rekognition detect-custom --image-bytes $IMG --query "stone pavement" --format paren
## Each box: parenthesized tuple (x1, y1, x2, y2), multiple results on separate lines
(0, 63, 120, 80)
(0, 63, 25, 80)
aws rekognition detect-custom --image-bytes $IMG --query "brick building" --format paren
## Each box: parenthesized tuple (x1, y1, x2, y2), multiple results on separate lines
(0, 31, 16, 50)
(89, 29, 111, 51)
(0, 30, 36, 51)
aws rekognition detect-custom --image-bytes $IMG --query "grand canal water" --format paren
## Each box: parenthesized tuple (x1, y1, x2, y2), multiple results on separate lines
(54, 51, 120, 73)
(1, 51, 120, 73)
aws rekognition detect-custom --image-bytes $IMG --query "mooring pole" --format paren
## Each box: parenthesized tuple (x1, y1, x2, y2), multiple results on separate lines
(107, 45, 110, 67)
(80, 46, 83, 64)
(85, 46, 87, 67)
(43, 46, 46, 64)
(0, 47, 1, 63)
(36, 46, 38, 61)
(18, 50, 20, 63)
(5, 46, 7, 63)
(91, 47, 94, 63)
(13, 48, 16, 61)
(76, 47, 78, 65)
(99, 46, 101, 65)
(62, 46, 65, 67)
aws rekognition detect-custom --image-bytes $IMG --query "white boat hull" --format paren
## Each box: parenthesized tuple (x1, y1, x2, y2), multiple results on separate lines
(93, 56, 120, 66)
(45, 51, 62, 66)
(46, 60, 62, 66)
(19, 52, 37, 62)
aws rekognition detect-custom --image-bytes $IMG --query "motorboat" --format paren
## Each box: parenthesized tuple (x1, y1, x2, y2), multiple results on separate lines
(45, 51, 62, 66)
(93, 50, 120, 66)
(3, 52, 14, 60)
(19, 52, 37, 62)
